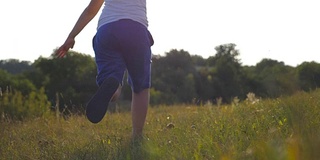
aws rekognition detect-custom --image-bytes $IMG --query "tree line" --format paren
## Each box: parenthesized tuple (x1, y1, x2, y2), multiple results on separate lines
(1, 43, 320, 116)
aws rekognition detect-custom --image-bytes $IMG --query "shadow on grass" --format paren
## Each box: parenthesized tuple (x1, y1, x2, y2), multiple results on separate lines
(69, 136, 159, 160)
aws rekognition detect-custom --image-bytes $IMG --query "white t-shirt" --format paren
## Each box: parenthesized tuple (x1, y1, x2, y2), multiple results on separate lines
(97, 0, 148, 29)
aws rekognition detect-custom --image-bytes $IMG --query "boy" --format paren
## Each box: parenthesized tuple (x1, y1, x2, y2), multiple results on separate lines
(56, 0, 153, 138)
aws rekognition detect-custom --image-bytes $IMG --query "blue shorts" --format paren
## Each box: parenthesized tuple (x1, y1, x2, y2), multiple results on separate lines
(93, 19, 154, 93)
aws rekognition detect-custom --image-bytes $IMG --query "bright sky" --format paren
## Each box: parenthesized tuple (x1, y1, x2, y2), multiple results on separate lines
(0, 0, 319, 66)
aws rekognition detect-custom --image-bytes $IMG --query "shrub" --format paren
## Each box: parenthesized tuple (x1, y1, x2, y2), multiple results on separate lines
(0, 87, 51, 121)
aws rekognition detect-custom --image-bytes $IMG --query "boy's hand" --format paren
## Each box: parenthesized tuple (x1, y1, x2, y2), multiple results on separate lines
(56, 38, 75, 58)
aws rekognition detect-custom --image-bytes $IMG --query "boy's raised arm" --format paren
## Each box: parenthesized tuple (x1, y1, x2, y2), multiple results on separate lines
(56, 0, 104, 58)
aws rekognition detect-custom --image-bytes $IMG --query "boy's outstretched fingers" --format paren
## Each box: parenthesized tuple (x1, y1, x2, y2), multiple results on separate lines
(56, 50, 63, 58)
(56, 47, 67, 58)
(55, 38, 75, 58)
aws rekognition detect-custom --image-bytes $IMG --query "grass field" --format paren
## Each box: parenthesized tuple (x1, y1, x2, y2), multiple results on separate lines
(1, 90, 320, 160)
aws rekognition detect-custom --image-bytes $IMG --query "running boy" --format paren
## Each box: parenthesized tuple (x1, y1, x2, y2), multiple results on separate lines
(56, 0, 153, 138)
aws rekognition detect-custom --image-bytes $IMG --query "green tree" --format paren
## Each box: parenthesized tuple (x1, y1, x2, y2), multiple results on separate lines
(33, 51, 97, 111)
(206, 43, 246, 102)
(0, 59, 34, 74)
(242, 65, 261, 96)
(254, 59, 298, 97)
(151, 49, 197, 104)
(194, 66, 216, 103)
(297, 61, 320, 91)
(0, 69, 36, 95)
(191, 55, 206, 67)
(0, 87, 51, 120)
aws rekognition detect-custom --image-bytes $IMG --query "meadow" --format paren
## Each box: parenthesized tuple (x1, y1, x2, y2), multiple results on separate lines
(1, 90, 320, 160)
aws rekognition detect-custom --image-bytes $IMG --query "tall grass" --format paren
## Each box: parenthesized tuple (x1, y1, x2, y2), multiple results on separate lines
(1, 90, 320, 159)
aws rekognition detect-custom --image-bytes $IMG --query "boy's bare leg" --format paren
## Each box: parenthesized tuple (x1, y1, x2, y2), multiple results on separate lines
(111, 85, 122, 102)
(131, 88, 149, 138)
